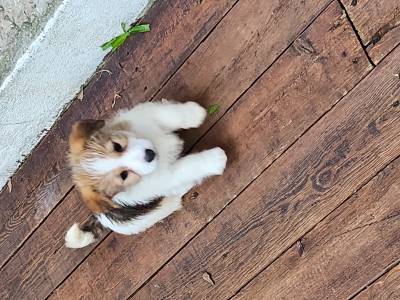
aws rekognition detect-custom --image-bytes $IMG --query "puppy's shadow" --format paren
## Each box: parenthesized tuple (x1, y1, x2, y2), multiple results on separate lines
(214, 136, 238, 168)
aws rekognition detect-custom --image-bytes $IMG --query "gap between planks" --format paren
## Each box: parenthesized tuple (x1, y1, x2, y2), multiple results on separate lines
(349, 255, 400, 299)
(338, 0, 376, 66)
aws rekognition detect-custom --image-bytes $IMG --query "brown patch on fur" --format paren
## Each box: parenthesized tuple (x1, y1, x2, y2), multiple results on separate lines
(80, 186, 118, 213)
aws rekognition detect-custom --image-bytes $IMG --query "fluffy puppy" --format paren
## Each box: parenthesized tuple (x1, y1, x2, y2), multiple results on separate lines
(65, 100, 227, 248)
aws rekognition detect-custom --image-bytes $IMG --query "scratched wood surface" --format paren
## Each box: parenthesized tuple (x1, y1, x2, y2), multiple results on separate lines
(2, 0, 400, 299)
(234, 157, 400, 300)
(341, 0, 400, 63)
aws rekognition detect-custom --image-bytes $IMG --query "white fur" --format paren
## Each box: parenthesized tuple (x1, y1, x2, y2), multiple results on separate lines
(83, 136, 157, 176)
(65, 223, 96, 248)
(71, 101, 227, 241)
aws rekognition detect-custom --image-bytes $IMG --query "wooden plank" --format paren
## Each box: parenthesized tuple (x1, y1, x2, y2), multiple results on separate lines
(0, 0, 238, 269)
(342, 0, 400, 64)
(130, 39, 400, 300)
(234, 157, 400, 300)
(49, 3, 372, 299)
(366, 25, 400, 65)
(0, 0, 337, 298)
(355, 263, 400, 299)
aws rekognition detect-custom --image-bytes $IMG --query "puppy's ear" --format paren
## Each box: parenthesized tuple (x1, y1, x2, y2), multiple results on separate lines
(80, 186, 118, 214)
(69, 119, 105, 155)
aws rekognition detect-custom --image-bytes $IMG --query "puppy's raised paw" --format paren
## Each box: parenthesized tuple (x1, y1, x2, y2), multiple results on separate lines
(202, 147, 227, 176)
(181, 102, 207, 129)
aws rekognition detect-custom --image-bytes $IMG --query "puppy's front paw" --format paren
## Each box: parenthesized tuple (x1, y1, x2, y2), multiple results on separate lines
(202, 147, 227, 176)
(182, 102, 207, 129)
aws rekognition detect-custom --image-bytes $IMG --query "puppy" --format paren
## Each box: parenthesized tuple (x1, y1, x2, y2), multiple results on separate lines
(65, 100, 227, 248)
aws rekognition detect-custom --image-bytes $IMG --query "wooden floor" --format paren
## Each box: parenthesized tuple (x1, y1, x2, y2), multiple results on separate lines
(1, 0, 400, 299)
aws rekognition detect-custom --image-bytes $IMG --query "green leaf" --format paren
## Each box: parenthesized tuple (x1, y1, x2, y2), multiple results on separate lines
(100, 39, 114, 50)
(207, 104, 220, 115)
(110, 33, 128, 52)
(128, 24, 150, 33)
(101, 35, 121, 51)
(100, 23, 151, 52)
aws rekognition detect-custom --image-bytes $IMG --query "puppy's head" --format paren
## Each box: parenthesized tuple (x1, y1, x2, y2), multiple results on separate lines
(68, 119, 158, 213)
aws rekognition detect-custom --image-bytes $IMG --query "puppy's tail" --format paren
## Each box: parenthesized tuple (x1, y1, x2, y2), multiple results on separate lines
(65, 215, 105, 248)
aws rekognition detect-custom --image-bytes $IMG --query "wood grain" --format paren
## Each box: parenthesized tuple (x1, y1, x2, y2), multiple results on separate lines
(50, 3, 372, 299)
(0, 190, 107, 300)
(342, 0, 400, 64)
(131, 37, 400, 300)
(355, 262, 400, 299)
(234, 157, 400, 300)
(0, 0, 237, 269)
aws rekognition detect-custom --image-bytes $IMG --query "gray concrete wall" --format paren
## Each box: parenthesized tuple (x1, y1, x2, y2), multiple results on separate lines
(0, 0, 62, 83)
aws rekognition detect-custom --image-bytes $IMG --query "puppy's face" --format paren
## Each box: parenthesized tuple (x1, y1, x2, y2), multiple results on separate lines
(68, 119, 157, 213)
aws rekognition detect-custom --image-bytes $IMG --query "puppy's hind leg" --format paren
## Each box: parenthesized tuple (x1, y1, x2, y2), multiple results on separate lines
(65, 215, 106, 248)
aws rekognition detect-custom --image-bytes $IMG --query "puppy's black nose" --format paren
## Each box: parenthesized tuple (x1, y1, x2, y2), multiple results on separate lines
(144, 149, 156, 162)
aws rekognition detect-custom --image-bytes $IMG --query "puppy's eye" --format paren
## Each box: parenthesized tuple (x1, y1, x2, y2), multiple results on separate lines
(120, 170, 128, 180)
(113, 142, 123, 153)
